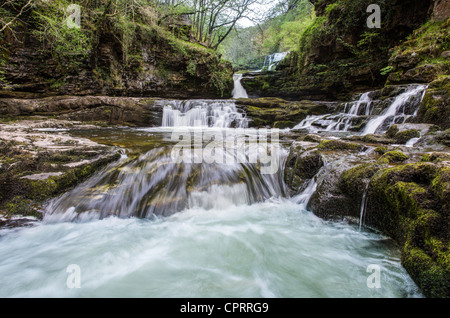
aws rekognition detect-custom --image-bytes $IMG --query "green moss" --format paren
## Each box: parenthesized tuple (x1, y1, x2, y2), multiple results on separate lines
(340, 163, 382, 199)
(364, 162, 449, 297)
(416, 77, 450, 130)
(380, 150, 408, 163)
(317, 139, 363, 151)
(394, 129, 420, 144)
(273, 121, 295, 129)
(4, 196, 40, 218)
(374, 146, 388, 155)
(402, 243, 450, 298)
(385, 124, 400, 138)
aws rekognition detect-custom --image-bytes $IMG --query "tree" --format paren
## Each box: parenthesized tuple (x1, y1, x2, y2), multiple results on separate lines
(0, 0, 35, 33)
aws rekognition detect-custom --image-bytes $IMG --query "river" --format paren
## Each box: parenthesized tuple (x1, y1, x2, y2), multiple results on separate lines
(0, 97, 423, 298)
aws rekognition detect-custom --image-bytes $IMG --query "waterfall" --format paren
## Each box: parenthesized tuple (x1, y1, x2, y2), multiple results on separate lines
(362, 84, 427, 135)
(293, 84, 428, 135)
(359, 182, 370, 231)
(405, 137, 420, 147)
(263, 52, 289, 71)
(44, 102, 287, 221)
(293, 92, 372, 132)
(292, 177, 317, 206)
(232, 74, 248, 99)
(162, 99, 249, 128)
(325, 92, 372, 132)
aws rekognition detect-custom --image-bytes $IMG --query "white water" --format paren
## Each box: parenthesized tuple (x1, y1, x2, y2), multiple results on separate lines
(362, 85, 427, 135)
(294, 85, 427, 135)
(0, 95, 424, 298)
(232, 74, 248, 99)
(162, 100, 248, 128)
(293, 93, 372, 133)
(262, 52, 289, 71)
(0, 199, 421, 297)
(292, 178, 317, 206)
(359, 182, 370, 232)
(405, 137, 421, 147)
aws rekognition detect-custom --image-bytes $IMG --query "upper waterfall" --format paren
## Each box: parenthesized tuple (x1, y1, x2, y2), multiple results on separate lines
(232, 74, 249, 99)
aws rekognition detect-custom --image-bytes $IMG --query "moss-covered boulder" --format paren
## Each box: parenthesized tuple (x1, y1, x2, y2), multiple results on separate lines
(0, 120, 121, 224)
(353, 163, 449, 298)
(317, 139, 365, 151)
(416, 76, 450, 130)
(284, 147, 324, 193)
(379, 150, 409, 163)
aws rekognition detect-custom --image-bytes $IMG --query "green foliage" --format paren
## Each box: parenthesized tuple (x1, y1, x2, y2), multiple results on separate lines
(380, 66, 394, 76)
(31, 1, 91, 68)
(220, 0, 315, 69)
(186, 62, 196, 76)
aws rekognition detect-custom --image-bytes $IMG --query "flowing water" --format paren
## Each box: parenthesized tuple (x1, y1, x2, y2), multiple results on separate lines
(232, 74, 249, 99)
(362, 84, 427, 135)
(0, 98, 423, 298)
(261, 52, 289, 71)
(294, 84, 427, 135)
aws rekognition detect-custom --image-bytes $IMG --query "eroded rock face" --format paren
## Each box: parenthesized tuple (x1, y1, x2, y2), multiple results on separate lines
(235, 97, 338, 128)
(0, 119, 121, 224)
(0, 96, 164, 127)
(0, 8, 233, 100)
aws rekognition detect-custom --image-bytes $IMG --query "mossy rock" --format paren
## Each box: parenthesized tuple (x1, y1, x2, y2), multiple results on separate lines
(385, 125, 421, 144)
(273, 121, 296, 129)
(365, 162, 449, 297)
(416, 77, 450, 130)
(317, 139, 365, 151)
(339, 163, 382, 200)
(385, 125, 400, 138)
(374, 146, 388, 155)
(433, 128, 450, 146)
(284, 149, 324, 192)
(394, 129, 420, 144)
(1, 152, 121, 218)
(379, 150, 409, 163)
(303, 134, 322, 143)
(421, 152, 450, 162)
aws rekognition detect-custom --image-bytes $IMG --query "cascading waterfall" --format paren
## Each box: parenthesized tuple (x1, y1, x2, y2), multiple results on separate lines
(44, 104, 286, 221)
(294, 92, 372, 132)
(44, 143, 288, 221)
(261, 52, 289, 71)
(162, 99, 249, 128)
(362, 84, 427, 135)
(294, 84, 428, 135)
(232, 74, 248, 99)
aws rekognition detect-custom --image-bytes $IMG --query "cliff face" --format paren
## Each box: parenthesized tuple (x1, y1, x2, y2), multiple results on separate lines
(0, 2, 233, 99)
(242, 0, 441, 101)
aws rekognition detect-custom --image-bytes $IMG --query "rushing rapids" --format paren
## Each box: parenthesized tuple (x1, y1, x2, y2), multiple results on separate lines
(0, 84, 426, 297)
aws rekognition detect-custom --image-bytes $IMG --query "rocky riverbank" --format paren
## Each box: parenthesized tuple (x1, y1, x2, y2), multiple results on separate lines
(283, 125, 449, 298)
(0, 118, 121, 228)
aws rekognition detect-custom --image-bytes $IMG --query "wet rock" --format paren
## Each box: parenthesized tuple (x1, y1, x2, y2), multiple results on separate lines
(284, 145, 324, 193)
(235, 97, 337, 128)
(416, 76, 450, 130)
(0, 96, 163, 126)
(0, 119, 121, 222)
